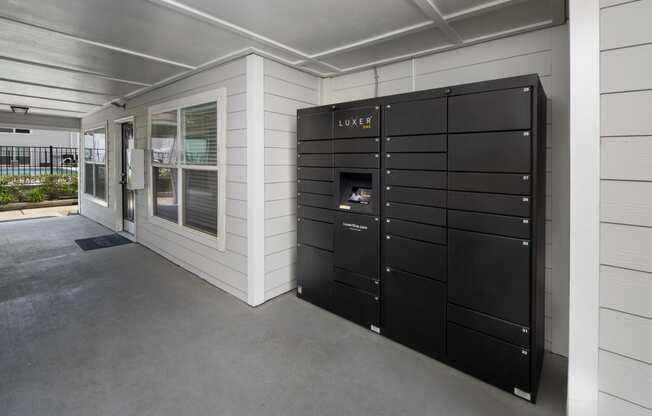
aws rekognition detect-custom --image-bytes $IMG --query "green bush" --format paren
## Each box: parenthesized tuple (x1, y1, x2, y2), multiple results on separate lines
(26, 187, 46, 203)
(0, 190, 16, 205)
(0, 174, 77, 204)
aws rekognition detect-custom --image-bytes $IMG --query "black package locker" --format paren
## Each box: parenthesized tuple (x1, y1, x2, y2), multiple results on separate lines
(296, 74, 546, 403)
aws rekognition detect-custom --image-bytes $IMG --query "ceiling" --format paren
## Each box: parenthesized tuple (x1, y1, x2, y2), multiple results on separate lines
(0, 0, 566, 118)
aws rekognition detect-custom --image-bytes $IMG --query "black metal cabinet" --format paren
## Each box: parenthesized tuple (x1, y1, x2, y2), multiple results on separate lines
(297, 74, 546, 402)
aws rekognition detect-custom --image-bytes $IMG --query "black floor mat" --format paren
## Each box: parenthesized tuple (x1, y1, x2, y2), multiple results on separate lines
(75, 234, 132, 251)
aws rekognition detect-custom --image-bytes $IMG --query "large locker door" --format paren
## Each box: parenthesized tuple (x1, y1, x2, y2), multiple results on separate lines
(448, 131, 531, 173)
(297, 245, 333, 310)
(333, 212, 379, 278)
(382, 268, 446, 359)
(448, 88, 531, 133)
(448, 229, 530, 325)
(447, 323, 530, 395)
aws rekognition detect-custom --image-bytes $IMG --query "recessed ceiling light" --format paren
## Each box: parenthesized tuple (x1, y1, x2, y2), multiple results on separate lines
(10, 105, 29, 115)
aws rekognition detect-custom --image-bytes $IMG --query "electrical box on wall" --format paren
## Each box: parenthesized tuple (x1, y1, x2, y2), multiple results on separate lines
(126, 148, 144, 190)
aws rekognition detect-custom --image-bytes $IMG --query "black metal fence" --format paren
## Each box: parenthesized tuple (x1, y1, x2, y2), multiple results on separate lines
(0, 146, 79, 176)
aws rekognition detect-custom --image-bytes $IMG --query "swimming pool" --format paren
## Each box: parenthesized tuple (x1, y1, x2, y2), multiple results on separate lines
(0, 167, 79, 176)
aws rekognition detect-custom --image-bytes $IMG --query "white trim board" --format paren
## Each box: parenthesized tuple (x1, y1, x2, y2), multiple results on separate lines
(567, 1, 600, 416)
(246, 54, 266, 306)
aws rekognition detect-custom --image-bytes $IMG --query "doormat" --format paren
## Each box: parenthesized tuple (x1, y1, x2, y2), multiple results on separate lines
(75, 234, 132, 251)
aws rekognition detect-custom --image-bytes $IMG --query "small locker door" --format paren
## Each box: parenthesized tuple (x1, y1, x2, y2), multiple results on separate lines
(298, 111, 332, 140)
(385, 98, 446, 136)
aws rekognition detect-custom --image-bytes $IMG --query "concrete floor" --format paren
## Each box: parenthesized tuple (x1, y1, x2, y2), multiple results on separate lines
(0, 204, 78, 222)
(0, 216, 567, 416)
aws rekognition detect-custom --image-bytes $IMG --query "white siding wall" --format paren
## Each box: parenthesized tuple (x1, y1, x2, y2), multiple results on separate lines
(0, 129, 77, 147)
(80, 58, 250, 302)
(599, 1, 652, 414)
(263, 59, 320, 301)
(321, 25, 570, 357)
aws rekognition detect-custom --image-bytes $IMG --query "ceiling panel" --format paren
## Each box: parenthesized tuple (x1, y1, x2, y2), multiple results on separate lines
(0, 80, 115, 106)
(179, 0, 429, 54)
(0, 59, 144, 97)
(321, 27, 449, 70)
(450, 0, 552, 41)
(0, 104, 86, 118)
(0, 19, 189, 85)
(433, 0, 498, 16)
(0, 93, 99, 113)
(0, 0, 255, 67)
(0, 0, 566, 118)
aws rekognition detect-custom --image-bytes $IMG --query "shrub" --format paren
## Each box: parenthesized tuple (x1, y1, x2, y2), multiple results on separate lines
(0, 190, 16, 205)
(40, 174, 77, 198)
(26, 187, 46, 203)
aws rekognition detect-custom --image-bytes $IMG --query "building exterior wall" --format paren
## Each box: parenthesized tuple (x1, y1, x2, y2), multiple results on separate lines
(262, 59, 320, 302)
(80, 57, 250, 302)
(320, 25, 570, 357)
(598, 1, 652, 414)
(0, 128, 78, 148)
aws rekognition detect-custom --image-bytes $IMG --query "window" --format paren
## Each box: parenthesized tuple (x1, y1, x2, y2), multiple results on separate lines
(84, 127, 107, 202)
(0, 127, 31, 134)
(149, 89, 226, 248)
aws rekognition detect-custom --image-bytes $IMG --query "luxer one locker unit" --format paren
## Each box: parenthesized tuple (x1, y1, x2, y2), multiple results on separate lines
(296, 74, 546, 402)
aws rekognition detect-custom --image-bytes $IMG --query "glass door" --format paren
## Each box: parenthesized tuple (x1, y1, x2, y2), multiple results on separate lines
(121, 122, 135, 232)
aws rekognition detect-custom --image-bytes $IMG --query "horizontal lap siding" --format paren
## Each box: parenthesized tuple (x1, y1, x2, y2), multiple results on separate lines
(81, 58, 249, 302)
(263, 59, 319, 300)
(599, 2, 652, 414)
(321, 25, 570, 356)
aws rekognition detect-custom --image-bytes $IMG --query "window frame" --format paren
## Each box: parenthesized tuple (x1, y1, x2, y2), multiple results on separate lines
(83, 124, 108, 206)
(147, 88, 227, 250)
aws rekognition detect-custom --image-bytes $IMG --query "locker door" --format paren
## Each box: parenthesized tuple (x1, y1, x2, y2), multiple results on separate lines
(448, 87, 531, 133)
(448, 229, 530, 325)
(297, 245, 333, 310)
(333, 212, 379, 278)
(385, 98, 446, 136)
(298, 111, 332, 140)
(382, 268, 446, 359)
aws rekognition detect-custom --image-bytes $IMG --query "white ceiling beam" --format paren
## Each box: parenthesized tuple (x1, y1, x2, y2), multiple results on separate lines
(0, 15, 196, 70)
(412, 0, 463, 44)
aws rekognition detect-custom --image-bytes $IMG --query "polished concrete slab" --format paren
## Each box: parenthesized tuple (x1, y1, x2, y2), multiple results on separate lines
(0, 216, 567, 416)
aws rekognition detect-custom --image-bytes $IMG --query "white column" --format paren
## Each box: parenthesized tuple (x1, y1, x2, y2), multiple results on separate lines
(567, 1, 600, 415)
(246, 54, 266, 306)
